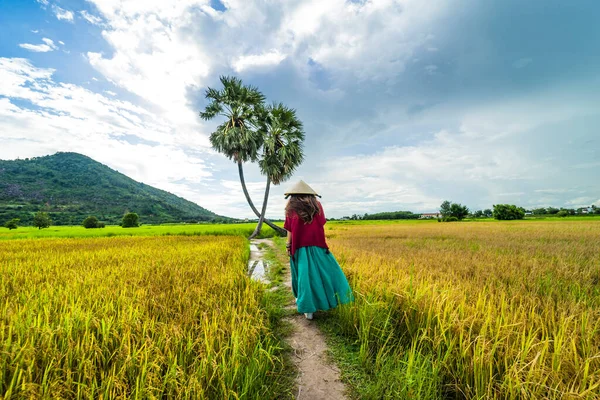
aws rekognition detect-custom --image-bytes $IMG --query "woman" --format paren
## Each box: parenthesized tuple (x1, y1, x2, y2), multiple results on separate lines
(284, 180, 354, 320)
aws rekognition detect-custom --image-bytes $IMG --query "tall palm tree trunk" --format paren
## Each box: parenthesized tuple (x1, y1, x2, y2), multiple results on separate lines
(238, 161, 286, 235)
(249, 176, 271, 239)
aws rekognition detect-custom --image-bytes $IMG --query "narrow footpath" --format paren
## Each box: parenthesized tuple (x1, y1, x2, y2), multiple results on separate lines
(249, 239, 348, 400)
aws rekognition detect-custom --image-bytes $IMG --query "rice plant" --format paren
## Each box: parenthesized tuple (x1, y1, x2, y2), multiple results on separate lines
(326, 220, 600, 399)
(0, 235, 288, 399)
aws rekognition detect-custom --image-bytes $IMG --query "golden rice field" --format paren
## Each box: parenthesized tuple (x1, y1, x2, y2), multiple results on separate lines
(0, 235, 286, 399)
(325, 220, 600, 399)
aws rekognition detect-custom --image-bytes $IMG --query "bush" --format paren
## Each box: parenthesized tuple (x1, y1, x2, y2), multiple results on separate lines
(33, 212, 51, 229)
(122, 212, 140, 228)
(98, 222, 106, 228)
(556, 210, 569, 218)
(443, 216, 459, 222)
(4, 218, 20, 230)
(82, 216, 100, 229)
(493, 204, 525, 220)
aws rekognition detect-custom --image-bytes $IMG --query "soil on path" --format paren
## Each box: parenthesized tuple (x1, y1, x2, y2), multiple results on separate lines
(250, 239, 348, 400)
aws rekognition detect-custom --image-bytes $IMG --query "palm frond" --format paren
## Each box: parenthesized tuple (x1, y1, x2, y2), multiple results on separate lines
(256, 102, 306, 184)
(199, 76, 267, 162)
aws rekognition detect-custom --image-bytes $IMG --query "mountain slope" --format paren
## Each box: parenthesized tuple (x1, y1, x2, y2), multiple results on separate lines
(0, 152, 226, 225)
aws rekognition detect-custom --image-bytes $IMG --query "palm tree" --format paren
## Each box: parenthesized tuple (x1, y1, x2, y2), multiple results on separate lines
(200, 76, 287, 235)
(250, 103, 305, 238)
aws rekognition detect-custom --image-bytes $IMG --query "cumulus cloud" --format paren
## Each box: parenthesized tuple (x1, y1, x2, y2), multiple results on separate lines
(301, 83, 600, 214)
(85, 1, 211, 125)
(83, 0, 450, 123)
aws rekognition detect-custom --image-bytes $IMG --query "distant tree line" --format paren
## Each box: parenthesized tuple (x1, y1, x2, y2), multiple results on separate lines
(446, 202, 599, 221)
(469, 205, 600, 219)
(471, 209, 493, 218)
(528, 206, 600, 216)
(330, 202, 600, 224)
(361, 211, 420, 220)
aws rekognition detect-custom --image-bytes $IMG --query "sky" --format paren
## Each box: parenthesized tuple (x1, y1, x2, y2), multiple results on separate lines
(1, 0, 599, 219)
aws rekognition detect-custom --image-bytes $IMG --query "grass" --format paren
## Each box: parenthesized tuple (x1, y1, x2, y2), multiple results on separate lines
(0, 235, 290, 399)
(318, 220, 600, 399)
(0, 223, 282, 241)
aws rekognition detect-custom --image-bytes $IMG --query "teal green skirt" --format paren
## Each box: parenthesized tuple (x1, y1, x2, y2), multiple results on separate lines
(290, 246, 354, 313)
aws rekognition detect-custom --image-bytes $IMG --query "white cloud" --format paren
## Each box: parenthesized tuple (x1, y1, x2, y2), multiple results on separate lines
(53, 6, 74, 22)
(35, 0, 48, 6)
(85, 1, 212, 125)
(80, 10, 103, 25)
(58, 41, 65, 45)
(31, 30, 39, 33)
(232, 50, 286, 72)
(84, 0, 451, 125)
(104, 90, 117, 96)
(18, 38, 57, 53)
(278, 0, 449, 81)
(42, 38, 55, 47)
(18, 44, 53, 52)
(301, 84, 600, 214)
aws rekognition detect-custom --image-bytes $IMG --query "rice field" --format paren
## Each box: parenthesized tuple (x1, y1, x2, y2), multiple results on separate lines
(325, 220, 600, 399)
(0, 235, 287, 399)
(0, 223, 279, 241)
(2, 219, 599, 399)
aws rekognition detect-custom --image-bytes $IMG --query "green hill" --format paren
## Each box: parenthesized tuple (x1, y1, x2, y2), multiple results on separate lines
(0, 152, 227, 226)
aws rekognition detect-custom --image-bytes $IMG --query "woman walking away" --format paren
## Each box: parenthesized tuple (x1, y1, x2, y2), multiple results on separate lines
(284, 180, 354, 320)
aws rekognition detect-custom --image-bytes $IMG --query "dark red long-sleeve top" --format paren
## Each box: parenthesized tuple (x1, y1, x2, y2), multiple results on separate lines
(284, 202, 328, 256)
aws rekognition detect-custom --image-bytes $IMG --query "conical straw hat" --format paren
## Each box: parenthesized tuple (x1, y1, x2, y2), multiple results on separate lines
(284, 180, 321, 198)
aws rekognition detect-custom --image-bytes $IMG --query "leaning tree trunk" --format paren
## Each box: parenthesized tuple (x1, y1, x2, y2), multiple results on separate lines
(249, 176, 271, 239)
(237, 160, 286, 236)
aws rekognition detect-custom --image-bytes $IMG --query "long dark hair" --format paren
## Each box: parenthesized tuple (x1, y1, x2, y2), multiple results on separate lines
(286, 194, 320, 224)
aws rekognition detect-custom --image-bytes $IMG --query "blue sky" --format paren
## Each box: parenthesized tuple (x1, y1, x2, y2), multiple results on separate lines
(1, 0, 599, 218)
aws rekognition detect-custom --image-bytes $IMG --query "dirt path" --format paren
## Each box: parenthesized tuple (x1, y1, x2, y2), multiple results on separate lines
(249, 239, 348, 400)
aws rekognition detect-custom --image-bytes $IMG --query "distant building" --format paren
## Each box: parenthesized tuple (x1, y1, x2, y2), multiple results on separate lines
(420, 212, 441, 219)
